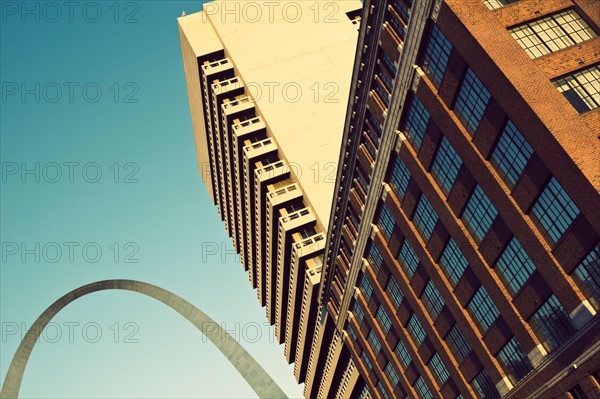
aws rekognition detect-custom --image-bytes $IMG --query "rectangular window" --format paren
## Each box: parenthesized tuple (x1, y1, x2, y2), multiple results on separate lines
(354, 302, 365, 323)
(391, 0, 410, 24)
(377, 65, 394, 92)
(471, 370, 501, 399)
(468, 286, 500, 333)
(462, 185, 498, 243)
(389, 154, 411, 200)
(495, 237, 537, 295)
(454, 68, 491, 135)
(368, 330, 382, 355)
(421, 23, 453, 88)
(439, 238, 469, 286)
(384, 362, 400, 387)
(385, 275, 404, 307)
(361, 350, 373, 370)
(497, 337, 533, 384)
(573, 243, 600, 310)
(509, 10, 596, 59)
(431, 137, 463, 196)
(414, 376, 433, 399)
(483, 0, 520, 10)
(398, 239, 420, 278)
(380, 47, 398, 75)
(531, 177, 580, 244)
(490, 120, 533, 188)
(407, 314, 427, 346)
(378, 381, 390, 399)
(376, 306, 393, 334)
(387, 9, 407, 42)
(553, 64, 600, 113)
(378, 204, 395, 241)
(428, 353, 450, 384)
(413, 194, 439, 241)
(446, 324, 472, 362)
(359, 274, 373, 298)
(529, 295, 575, 352)
(367, 241, 384, 274)
(403, 95, 430, 151)
(366, 111, 383, 138)
(421, 280, 445, 320)
(347, 324, 358, 342)
(395, 339, 411, 368)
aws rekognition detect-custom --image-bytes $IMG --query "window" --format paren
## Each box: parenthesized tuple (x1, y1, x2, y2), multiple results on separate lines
(468, 286, 500, 333)
(387, 10, 407, 42)
(454, 68, 491, 135)
(483, 0, 519, 10)
(462, 185, 498, 243)
(439, 238, 469, 286)
(380, 48, 398, 75)
(509, 10, 596, 59)
(497, 337, 533, 384)
(391, 0, 410, 24)
(553, 64, 600, 113)
(367, 241, 384, 274)
(376, 306, 393, 334)
(495, 237, 537, 295)
(490, 120, 533, 188)
(385, 275, 404, 307)
(377, 381, 390, 399)
(529, 295, 575, 352)
(377, 65, 394, 92)
(374, 76, 391, 106)
(407, 314, 427, 346)
(359, 274, 373, 298)
(389, 154, 411, 199)
(414, 376, 433, 399)
(366, 111, 383, 138)
(413, 194, 439, 241)
(569, 385, 589, 399)
(471, 370, 501, 399)
(361, 350, 373, 370)
(395, 339, 411, 368)
(378, 204, 395, 241)
(384, 362, 400, 387)
(431, 137, 462, 196)
(531, 177, 580, 244)
(429, 353, 450, 384)
(398, 239, 420, 278)
(421, 280, 445, 320)
(354, 302, 365, 323)
(368, 330, 382, 355)
(446, 324, 472, 362)
(573, 243, 600, 310)
(421, 23, 453, 88)
(403, 95, 430, 150)
(347, 324, 358, 342)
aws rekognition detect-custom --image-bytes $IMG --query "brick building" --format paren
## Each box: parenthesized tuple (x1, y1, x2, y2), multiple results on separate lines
(320, 0, 600, 398)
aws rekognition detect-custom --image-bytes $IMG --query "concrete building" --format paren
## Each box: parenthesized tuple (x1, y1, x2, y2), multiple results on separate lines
(180, 0, 600, 398)
(320, 0, 600, 398)
(178, 1, 365, 396)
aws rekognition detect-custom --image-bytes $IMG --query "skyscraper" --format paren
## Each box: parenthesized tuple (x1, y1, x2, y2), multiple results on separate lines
(178, 1, 365, 396)
(180, 1, 600, 398)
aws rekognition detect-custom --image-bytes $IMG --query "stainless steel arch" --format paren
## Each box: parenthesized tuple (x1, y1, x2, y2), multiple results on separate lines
(0, 279, 287, 399)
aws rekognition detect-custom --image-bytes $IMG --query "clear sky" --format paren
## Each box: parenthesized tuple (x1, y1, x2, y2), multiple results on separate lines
(0, 1, 304, 397)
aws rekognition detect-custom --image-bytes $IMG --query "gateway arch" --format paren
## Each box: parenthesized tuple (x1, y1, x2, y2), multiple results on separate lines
(0, 279, 287, 399)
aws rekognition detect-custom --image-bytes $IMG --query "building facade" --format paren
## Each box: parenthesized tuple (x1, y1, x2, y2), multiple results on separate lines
(181, 0, 600, 398)
(320, 0, 600, 398)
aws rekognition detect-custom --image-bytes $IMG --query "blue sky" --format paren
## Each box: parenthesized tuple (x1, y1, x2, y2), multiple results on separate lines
(0, 1, 303, 397)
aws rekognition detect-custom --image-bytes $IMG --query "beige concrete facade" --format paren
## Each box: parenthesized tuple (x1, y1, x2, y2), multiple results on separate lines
(179, 2, 363, 397)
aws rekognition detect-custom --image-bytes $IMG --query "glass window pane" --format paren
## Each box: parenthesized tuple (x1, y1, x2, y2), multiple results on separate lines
(490, 120, 533, 188)
(454, 68, 491, 135)
(531, 177, 580, 244)
(462, 185, 498, 243)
